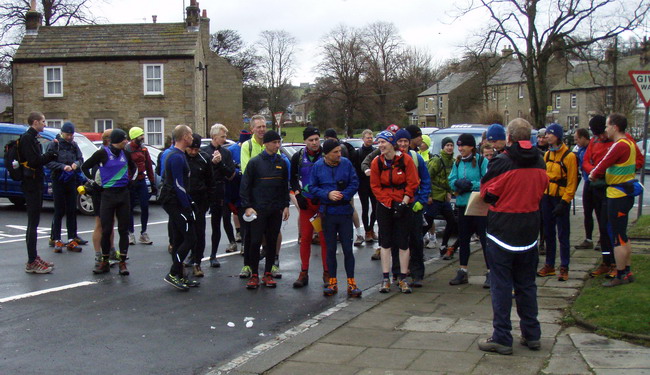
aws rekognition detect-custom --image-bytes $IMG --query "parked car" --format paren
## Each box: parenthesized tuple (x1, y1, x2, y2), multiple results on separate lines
(0, 123, 98, 215)
(428, 124, 538, 157)
(420, 127, 439, 137)
(341, 138, 363, 150)
(637, 139, 650, 173)
(280, 143, 304, 159)
(200, 138, 235, 148)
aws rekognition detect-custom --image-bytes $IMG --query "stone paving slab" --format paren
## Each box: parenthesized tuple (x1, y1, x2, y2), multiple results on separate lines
(397, 316, 457, 332)
(471, 354, 545, 375)
(593, 370, 650, 375)
(581, 349, 650, 369)
(356, 368, 451, 375)
(537, 286, 580, 298)
(447, 318, 493, 335)
(407, 350, 484, 373)
(348, 347, 423, 370)
(320, 327, 406, 348)
(569, 333, 646, 350)
(543, 352, 592, 375)
(391, 332, 478, 351)
(537, 297, 572, 309)
(346, 311, 410, 331)
(289, 343, 365, 365)
(267, 361, 360, 375)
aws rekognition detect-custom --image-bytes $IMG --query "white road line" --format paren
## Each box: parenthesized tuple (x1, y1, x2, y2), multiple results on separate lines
(0, 281, 97, 303)
(202, 239, 298, 262)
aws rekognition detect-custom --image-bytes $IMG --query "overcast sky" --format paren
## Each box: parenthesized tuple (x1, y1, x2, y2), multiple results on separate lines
(95, 0, 488, 85)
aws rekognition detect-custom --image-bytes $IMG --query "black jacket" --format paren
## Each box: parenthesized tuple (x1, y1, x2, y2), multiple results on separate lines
(240, 151, 289, 212)
(201, 143, 236, 199)
(355, 144, 376, 183)
(18, 127, 56, 182)
(186, 149, 216, 204)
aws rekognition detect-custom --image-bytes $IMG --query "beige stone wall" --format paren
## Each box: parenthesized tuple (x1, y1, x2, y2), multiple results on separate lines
(487, 83, 531, 121)
(206, 53, 243, 137)
(448, 76, 482, 125)
(13, 58, 197, 146)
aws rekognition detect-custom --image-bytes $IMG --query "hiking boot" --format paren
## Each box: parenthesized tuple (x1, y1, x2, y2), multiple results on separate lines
(606, 265, 617, 279)
(128, 233, 136, 245)
(558, 266, 569, 281)
(323, 277, 338, 296)
(54, 240, 65, 253)
(239, 266, 252, 278)
(537, 264, 556, 277)
(36, 257, 54, 268)
(602, 274, 632, 287)
(25, 259, 53, 274)
(575, 239, 593, 249)
(483, 271, 491, 289)
(93, 261, 110, 274)
(370, 248, 381, 260)
(164, 273, 189, 291)
(410, 278, 423, 288)
(139, 232, 153, 245)
(371, 231, 378, 241)
(209, 258, 221, 268)
(293, 271, 309, 288)
(270, 264, 282, 279)
(246, 274, 259, 289)
(73, 236, 88, 245)
(66, 240, 82, 252)
(353, 235, 364, 246)
(538, 242, 546, 255)
(49, 238, 55, 247)
(478, 337, 513, 355)
(262, 272, 277, 288)
(181, 277, 200, 287)
(193, 264, 204, 277)
(225, 242, 238, 253)
(322, 270, 330, 286)
(347, 278, 362, 298)
(235, 232, 242, 243)
(442, 247, 456, 260)
(398, 279, 412, 294)
(449, 269, 468, 285)
(118, 261, 129, 276)
(520, 337, 541, 350)
(364, 231, 374, 243)
(379, 278, 391, 293)
(589, 263, 611, 277)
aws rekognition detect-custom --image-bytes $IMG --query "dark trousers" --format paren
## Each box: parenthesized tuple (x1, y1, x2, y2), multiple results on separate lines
(486, 240, 540, 347)
(323, 213, 355, 279)
(358, 182, 377, 233)
(582, 181, 594, 240)
(191, 198, 210, 264)
(222, 207, 236, 243)
(424, 200, 458, 247)
(591, 186, 614, 263)
(164, 202, 196, 276)
(391, 210, 425, 280)
(22, 178, 43, 263)
(249, 209, 282, 275)
(457, 205, 487, 268)
(210, 201, 224, 258)
(541, 195, 570, 268)
(51, 179, 78, 241)
(129, 179, 150, 234)
(237, 210, 251, 267)
(101, 187, 130, 256)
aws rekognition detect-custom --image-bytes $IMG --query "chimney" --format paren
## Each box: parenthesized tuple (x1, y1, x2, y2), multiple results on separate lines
(152, 15, 157, 24)
(501, 45, 513, 58)
(25, 0, 42, 35)
(200, 9, 210, 56)
(186, 0, 200, 32)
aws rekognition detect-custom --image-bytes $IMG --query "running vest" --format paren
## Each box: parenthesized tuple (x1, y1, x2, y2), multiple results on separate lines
(100, 146, 129, 188)
(605, 138, 636, 199)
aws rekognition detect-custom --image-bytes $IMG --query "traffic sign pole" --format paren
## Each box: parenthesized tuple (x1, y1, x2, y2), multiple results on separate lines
(638, 106, 649, 219)
(629, 70, 650, 219)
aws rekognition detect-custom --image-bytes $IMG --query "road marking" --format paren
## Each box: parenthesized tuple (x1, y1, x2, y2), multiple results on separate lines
(212, 300, 350, 374)
(0, 281, 97, 303)
(201, 239, 298, 262)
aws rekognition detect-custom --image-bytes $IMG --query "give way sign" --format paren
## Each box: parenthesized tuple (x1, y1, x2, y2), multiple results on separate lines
(629, 70, 650, 107)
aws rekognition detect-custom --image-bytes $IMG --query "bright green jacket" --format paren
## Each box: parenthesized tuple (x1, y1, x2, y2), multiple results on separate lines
(427, 151, 454, 202)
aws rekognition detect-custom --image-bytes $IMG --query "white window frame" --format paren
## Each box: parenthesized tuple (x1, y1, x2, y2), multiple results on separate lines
(95, 119, 113, 133)
(144, 117, 164, 147)
(518, 84, 524, 99)
(491, 88, 497, 101)
(46, 119, 63, 129)
(570, 93, 577, 108)
(44, 66, 63, 97)
(555, 94, 561, 109)
(424, 99, 429, 110)
(143, 64, 164, 95)
(438, 96, 443, 109)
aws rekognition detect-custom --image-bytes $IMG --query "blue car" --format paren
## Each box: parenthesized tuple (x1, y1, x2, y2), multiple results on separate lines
(0, 123, 98, 215)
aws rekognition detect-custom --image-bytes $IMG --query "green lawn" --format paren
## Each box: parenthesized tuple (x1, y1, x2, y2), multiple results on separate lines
(629, 215, 650, 239)
(572, 254, 650, 336)
(281, 126, 306, 143)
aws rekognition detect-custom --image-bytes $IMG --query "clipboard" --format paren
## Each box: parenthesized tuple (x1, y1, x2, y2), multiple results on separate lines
(465, 191, 489, 216)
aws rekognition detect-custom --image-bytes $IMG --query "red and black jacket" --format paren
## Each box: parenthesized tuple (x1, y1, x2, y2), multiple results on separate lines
(480, 141, 549, 252)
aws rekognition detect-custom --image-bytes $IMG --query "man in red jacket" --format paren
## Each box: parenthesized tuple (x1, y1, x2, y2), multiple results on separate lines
(478, 118, 549, 355)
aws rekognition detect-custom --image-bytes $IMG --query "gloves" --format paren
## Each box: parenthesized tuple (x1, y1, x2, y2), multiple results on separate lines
(552, 200, 569, 217)
(295, 193, 308, 210)
(392, 201, 410, 218)
(483, 192, 499, 205)
(454, 178, 473, 193)
(412, 201, 423, 212)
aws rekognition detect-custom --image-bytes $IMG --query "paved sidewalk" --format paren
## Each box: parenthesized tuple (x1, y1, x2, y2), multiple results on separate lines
(213, 215, 650, 375)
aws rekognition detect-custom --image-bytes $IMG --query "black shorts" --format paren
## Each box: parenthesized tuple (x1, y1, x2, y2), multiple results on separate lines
(607, 196, 634, 246)
(91, 191, 102, 217)
(376, 203, 411, 250)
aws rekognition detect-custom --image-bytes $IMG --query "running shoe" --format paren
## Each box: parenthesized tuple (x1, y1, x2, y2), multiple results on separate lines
(36, 256, 54, 268)
(209, 258, 221, 268)
(398, 279, 412, 294)
(574, 239, 593, 249)
(442, 246, 456, 260)
(25, 259, 53, 274)
(128, 233, 136, 245)
(271, 264, 282, 279)
(370, 248, 381, 261)
(606, 265, 617, 279)
(48, 238, 55, 247)
(323, 277, 338, 296)
(54, 240, 65, 253)
(478, 337, 513, 355)
(379, 278, 391, 293)
(139, 232, 153, 245)
(602, 273, 634, 287)
(353, 235, 364, 246)
(164, 273, 189, 291)
(93, 261, 110, 274)
(235, 232, 242, 243)
(293, 271, 309, 288)
(449, 269, 468, 285)
(73, 236, 88, 245)
(225, 242, 238, 253)
(66, 240, 82, 252)
(347, 278, 362, 298)
(364, 231, 375, 243)
(536, 264, 556, 277)
(261, 272, 277, 288)
(410, 278, 423, 288)
(322, 270, 330, 286)
(239, 265, 252, 278)
(167, 244, 173, 254)
(246, 274, 259, 289)
(520, 337, 541, 350)
(108, 248, 119, 266)
(118, 261, 129, 276)
(193, 264, 204, 277)
(181, 277, 200, 287)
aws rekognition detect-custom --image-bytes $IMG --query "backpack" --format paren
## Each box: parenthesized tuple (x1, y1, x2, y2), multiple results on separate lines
(4, 136, 23, 181)
(544, 148, 572, 187)
(408, 150, 419, 168)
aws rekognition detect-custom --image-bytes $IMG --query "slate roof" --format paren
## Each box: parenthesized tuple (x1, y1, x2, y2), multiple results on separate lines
(13, 23, 199, 62)
(552, 55, 649, 91)
(418, 72, 477, 96)
(488, 59, 525, 85)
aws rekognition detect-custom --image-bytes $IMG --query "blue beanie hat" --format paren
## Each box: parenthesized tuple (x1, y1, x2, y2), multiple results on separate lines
(546, 123, 564, 140)
(394, 128, 411, 142)
(486, 123, 505, 141)
(376, 130, 396, 146)
(61, 121, 75, 134)
(239, 129, 252, 143)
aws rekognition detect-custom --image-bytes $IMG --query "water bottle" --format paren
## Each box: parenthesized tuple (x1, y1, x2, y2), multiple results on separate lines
(12, 160, 19, 169)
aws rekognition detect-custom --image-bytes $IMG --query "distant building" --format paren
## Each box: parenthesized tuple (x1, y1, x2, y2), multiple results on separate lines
(417, 72, 483, 127)
(12, 0, 242, 146)
(485, 59, 530, 125)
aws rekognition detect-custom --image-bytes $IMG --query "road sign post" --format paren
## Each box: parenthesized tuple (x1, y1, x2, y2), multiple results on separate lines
(629, 71, 650, 219)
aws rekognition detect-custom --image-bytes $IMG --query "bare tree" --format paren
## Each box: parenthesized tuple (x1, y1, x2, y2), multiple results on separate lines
(396, 46, 438, 113)
(459, 0, 649, 128)
(317, 25, 366, 137)
(362, 22, 404, 126)
(256, 29, 297, 130)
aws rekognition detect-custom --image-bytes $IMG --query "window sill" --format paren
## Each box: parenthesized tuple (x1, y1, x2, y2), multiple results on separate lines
(43, 96, 64, 100)
(144, 94, 165, 98)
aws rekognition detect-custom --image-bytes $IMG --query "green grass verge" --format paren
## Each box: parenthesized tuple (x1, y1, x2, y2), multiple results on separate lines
(281, 126, 306, 143)
(629, 215, 650, 238)
(572, 254, 650, 335)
